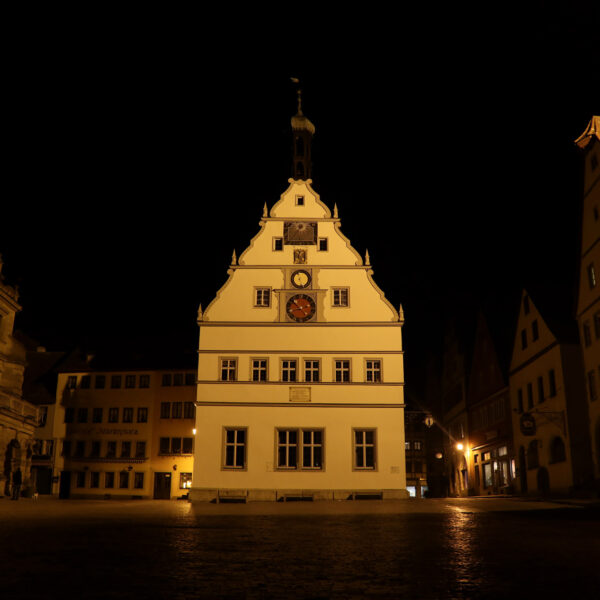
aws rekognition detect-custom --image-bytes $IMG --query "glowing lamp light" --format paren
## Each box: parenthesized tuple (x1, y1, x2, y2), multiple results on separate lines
(456, 443, 464, 451)
(192, 428, 197, 435)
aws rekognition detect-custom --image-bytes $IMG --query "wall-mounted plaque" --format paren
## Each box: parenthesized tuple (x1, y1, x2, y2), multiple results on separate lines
(289, 387, 311, 402)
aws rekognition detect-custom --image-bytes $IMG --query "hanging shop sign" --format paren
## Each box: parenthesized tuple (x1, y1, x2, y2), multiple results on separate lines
(520, 412, 536, 436)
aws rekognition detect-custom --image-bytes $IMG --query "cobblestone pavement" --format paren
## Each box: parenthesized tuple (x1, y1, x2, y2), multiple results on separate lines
(0, 497, 599, 599)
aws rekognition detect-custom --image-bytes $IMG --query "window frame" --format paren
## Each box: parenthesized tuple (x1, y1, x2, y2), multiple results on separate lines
(365, 358, 382, 383)
(251, 357, 268, 382)
(281, 358, 298, 383)
(317, 237, 328, 252)
(334, 358, 351, 383)
(331, 287, 350, 307)
(353, 428, 377, 470)
(304, 359, 320, 383)
(222, 427, 248, 470)
(220, 357, 237, 382)
(273, 237, 284, 251)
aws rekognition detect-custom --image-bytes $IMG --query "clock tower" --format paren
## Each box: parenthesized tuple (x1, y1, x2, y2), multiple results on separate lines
(190, 97, 408, 502)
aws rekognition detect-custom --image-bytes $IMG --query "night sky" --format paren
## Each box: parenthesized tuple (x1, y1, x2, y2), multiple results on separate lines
(3, 7, 599, 387)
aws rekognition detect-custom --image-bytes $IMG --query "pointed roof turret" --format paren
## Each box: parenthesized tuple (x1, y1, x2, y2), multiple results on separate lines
(575, 116, 600, 149)
(290, 81, 315, 181)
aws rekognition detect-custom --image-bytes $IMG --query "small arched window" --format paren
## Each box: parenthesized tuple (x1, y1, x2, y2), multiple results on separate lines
(549, 436, 566, 463)
(527, 440, 539, 469)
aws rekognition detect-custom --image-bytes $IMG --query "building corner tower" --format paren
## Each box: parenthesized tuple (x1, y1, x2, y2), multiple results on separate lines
(190, 93, 408, 502)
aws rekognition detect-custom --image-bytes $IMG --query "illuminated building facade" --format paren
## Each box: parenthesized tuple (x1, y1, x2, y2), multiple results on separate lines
(190, 98, 407, 502)
(0, 257, 38, 498)
(574, 116, 600, 487)
(509, 289, 592, 495)
(37, 359, 196, 499)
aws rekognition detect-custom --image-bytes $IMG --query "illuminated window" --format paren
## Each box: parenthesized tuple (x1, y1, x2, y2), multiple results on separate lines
(125, 375, 136, 389)
(160, 402, 170, 419)
(220, 359, 237, 381)
(223, 428, 246, 469)
(111, 375, 122, 389)
(122, 407, 133, 423)
(365, 359, 382, 383)
(405, 441, 411, 450)
(179, 473, 192, 489)
(135, 441, 146, 458)
(588, 264, 597, 289)
(184, 402, 195, 419)
(139, 374, 150, 388)
(531, 320, 539, 341)
(413, 440, 422, 451)
(281, 359, 297, 382)
(95, 375, 106, 389)
(332, 288, 349, 307)
(92, 407, 103, 423)
(255, 288, 271, 307)
(137, 407, 148, 423)
(335, 359, 351, 382)
(106, 441, 116, 458)
(120, 441, 131, 459)
(171, 402, 183, 419)
(119, 471, 129, 489)
(354, 429, 376, 469)
(318, 238, 328, 251)
(67, 376, 77, 389)
(548, 369, 557, 397)
(273, 237, 283, 251)
(304, 359, 320, 382)
(134, 472, 144, 489)
(252, 359, 268, 381)
(105, 472, 114, 488)
(108, 408, 119, 423)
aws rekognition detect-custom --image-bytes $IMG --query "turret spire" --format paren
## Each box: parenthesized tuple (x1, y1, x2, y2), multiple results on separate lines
(290, 78, 315, 181)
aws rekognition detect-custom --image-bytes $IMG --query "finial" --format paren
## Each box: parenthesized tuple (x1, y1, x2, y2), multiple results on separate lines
(333, 203, 339, 218)
(263, 203, 268, 218)
(290, 77, 302, 115)
(399, 304, 405, 322)
(365, 249, 370, 266)
(231, 249, 237, 265)
(197, 304, 203, 321)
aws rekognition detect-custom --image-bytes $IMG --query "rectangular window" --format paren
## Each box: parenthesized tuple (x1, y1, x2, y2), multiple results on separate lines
(108, 408, 119, 423)
(77, 408, 88, 423)
(90, 471, 100, 488)
(64, 407, 74, 423)
(255, 288, 271, 307)
(160, 402, 171, 419)
(80, 375, 91, 389)
(405, 441, 411, 450)
(171, 437, 182, 454)
(296, 195, 305, 206)
(62, 440, 71, 457)
(90, 441, 101, 458)
(277, 429, 298, 468)
(95, 375, 106, 389)
(548, 369, 557, 397)
(532, 320, 539, 341)
(122, 407, 134, 423)
(74, 441, 85, 458)
(171, 402, 183, 419)
(281, 359, 297, 382)
(252, 359, 268, 382)
(304, 359, 320, 382)
(182, 437, 194, 454)
(76, 471, 86, 488)
(139, 374, 150, 388)
(111, 375, 122, 389)
(302, 430, 323, 469)
(220, 359, 237, 381)
(162, 374, 172, 387)
(173, 373, 184, 387)
(135, 441, 146, 458)
(106, 441, 117, 458)
(125, 375, 136, 389)
(137, 407, 148, 423)
(521, 329, 528, 350)
(537, 376, 545, 403)
(318, 238, 328, 251)
(184, 402, 195, 419)
(179, 473, 192, 489)
(588, 370, 597, 401)
(273, 237, 283, 251)
(67, 375, 77, 389)
(365, 359, 382, 383)
(224, 428, 246, 469)
(354, 429, 376, 469)
(335, 359, 351, 382)
(120, 441, 131, 459)
(332, 288, 349, 307)
(134, 472, 144, 489)
(588, 263, 597, 289)
(584, 322, 592, 347)
(119, 471, 129, 489)
(104, 472, 114, 489)
(413, 440, 422, 450)
(92, 407, 103, 423)
(159, 437, 170, 454)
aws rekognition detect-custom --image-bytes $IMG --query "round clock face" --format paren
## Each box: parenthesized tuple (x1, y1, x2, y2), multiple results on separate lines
(291, 269, 311, 289)
(286, 294, 316, 322)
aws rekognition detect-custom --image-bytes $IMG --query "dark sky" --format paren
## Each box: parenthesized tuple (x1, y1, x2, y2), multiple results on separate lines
(2, 6, 599, 384)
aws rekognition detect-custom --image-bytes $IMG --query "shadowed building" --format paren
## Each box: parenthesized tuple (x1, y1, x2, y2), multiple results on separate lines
(190, 94, 407, 502)
(574, 116, 600, 488)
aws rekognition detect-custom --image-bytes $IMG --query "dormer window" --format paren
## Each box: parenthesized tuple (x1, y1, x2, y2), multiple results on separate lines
(273, 238, 283, 251)
(296, 195, 305, 206)
(318, 238, 328, 251)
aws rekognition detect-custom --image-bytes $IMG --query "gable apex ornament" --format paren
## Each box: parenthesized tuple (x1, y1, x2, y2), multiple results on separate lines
(333, 203, 339, 219)
(365, 249, 370, 266)
(263, 203, 268, 218)
(231, 249, 237, 266)
(197, 304, 203, 321)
